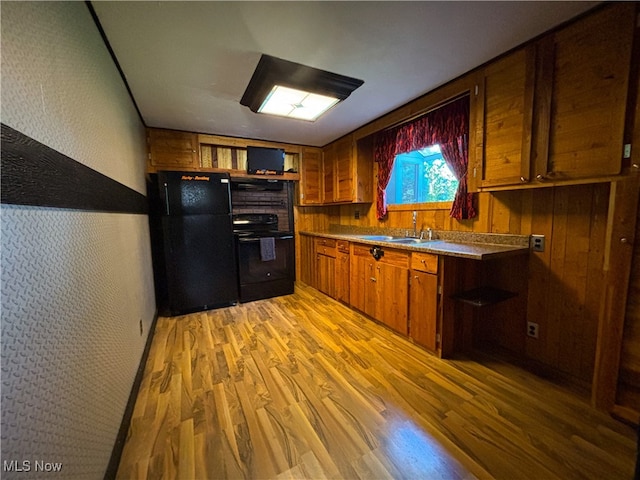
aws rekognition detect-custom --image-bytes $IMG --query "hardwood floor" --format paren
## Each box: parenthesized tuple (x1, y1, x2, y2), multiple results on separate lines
(117, 283, 637, 479)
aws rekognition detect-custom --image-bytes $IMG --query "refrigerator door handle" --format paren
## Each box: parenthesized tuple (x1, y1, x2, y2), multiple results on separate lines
(163, 183, 170, 215)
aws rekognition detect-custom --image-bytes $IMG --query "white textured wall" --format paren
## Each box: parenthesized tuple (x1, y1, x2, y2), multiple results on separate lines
(1, 2, 155, 478)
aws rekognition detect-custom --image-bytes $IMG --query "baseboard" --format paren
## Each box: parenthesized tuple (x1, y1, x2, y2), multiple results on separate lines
(104, 311, 159, 479)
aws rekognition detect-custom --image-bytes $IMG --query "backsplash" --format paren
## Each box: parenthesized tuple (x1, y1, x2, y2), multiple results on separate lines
(232, 182, 294, 232)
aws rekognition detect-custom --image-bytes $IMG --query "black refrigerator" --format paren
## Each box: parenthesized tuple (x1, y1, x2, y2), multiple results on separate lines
(148, 171, 238, 316)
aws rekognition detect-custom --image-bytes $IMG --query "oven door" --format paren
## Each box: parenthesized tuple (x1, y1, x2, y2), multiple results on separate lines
(236, 234, 294, 302)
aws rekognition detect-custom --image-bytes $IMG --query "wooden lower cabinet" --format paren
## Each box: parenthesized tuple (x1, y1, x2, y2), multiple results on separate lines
(350, 244, 409, 334)
(316, 253, 335, 297)
(311, 237, 444, 352)
(315, 238, 337, 297)
(376, 262, 409, 334)
(335, 241, 350, 303)
(409, 252, 440, 351)
(350, 249, 376, 318)
(409, 270, 439, 351)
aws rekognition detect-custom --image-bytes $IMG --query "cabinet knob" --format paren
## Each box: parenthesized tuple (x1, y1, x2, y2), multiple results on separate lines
(520, 176, 528, 183)
(370, 277, 377, 282)
(620, 237, 629, 244)
(536, 174, 545, 181)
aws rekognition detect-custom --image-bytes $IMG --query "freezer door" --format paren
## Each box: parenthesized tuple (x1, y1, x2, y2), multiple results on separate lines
(159, 171, 231, 216)
(162, 214, 238, 314)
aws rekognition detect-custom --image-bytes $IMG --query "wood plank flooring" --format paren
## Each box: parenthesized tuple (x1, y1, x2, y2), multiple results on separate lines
(116, 283, 637, 479)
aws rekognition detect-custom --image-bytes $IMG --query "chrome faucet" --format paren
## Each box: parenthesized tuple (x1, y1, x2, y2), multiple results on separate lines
(411, 211, 418, 238)
(420, 227, 433, 241)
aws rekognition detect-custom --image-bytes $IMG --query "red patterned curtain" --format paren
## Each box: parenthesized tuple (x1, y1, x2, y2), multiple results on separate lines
(373, 95, 475, 220)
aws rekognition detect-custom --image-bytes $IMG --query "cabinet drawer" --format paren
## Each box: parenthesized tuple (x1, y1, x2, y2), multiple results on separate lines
(315, 237, 336, 248)
(337, 240, 350, 254)
(411, 252, 438, 274)
(351, 243, 409, 268)
(315, 237, 337, 257)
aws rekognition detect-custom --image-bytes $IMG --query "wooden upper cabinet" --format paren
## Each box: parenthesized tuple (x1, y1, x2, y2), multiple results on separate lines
(475, 3, 636, 190)
(474, 45, 536, 188)
(299, 147, 323, 205)
(147, 128, 199, 170)
(533, 3, 635, 183)
(334, 136, 355, 202)
(322, 142, 335, 203)
(322, 136, 351, 203)
(321, 134, 373, 204)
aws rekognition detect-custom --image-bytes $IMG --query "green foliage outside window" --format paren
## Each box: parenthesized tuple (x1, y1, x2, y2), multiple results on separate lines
(385, 145, 458, 205)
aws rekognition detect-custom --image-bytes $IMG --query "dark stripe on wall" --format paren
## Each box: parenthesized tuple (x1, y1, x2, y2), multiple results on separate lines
(1, 123, 147, 214)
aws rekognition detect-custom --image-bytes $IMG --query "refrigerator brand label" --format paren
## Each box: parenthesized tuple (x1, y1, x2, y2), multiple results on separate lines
(181, 175, 210, 181)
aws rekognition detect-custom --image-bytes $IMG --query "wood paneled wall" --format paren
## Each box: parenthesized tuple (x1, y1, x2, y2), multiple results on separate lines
(296, 182, 610, 384)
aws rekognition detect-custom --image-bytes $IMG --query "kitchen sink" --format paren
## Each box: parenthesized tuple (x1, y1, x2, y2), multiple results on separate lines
(388, 237, 433, 244)
(355, 235, 395, 241)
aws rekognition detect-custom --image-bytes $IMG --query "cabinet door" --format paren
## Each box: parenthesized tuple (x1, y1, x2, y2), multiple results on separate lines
(148, 128, 199, 169)
(475, 46, 535, 187)
(534, 3, 634, 182)
(350, 251, 369, 313)
(334, 136, 354, 203)
(323, 143, 335, 203)
(300, 147, 323, 204)
(409, 270, 439, 351)
(376, 263, 409, 335)
(335, 251, 350, 303)
(316, 253, 335, 297)
(350, 250, 376, 317)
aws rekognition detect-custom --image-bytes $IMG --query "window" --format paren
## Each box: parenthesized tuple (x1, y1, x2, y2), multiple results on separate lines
(384, 145, 458, 206)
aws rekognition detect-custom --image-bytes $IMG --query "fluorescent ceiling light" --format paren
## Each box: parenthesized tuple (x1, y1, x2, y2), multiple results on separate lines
(258, 85, 340, 121)
(240, 55, 363, 122)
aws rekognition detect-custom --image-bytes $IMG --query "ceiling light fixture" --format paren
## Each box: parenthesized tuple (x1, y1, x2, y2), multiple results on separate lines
(240, 54, 364, 122)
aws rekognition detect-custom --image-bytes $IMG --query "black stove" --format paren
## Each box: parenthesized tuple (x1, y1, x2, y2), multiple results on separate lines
(232, 213, 294, 302)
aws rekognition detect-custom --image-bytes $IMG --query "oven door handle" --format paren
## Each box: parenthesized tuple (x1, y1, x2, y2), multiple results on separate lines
(238, 235, 294, 243)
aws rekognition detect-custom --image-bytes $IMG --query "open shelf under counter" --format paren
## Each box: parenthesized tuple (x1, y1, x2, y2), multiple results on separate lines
(452, 286, 518, 307)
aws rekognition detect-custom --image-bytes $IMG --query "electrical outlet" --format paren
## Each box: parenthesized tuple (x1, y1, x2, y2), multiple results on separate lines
(531, 234, 545, 252)
(139, 319, 144, 336)
(527, 321, 539, 339)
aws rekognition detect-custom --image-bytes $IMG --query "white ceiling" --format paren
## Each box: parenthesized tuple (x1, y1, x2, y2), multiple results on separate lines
(92, 1, 599, 147)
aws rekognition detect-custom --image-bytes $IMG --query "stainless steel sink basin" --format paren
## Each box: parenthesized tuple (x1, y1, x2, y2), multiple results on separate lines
(355, 235, 395, 241)
(388, 238, 433, 244)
